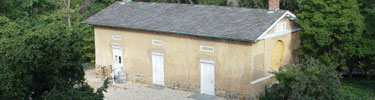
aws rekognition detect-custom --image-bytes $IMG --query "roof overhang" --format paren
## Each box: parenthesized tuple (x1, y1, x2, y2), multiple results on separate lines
(86, 23, 257, 42)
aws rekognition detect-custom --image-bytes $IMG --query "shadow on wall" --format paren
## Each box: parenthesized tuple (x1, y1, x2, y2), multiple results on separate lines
(289, 32, 300, 64)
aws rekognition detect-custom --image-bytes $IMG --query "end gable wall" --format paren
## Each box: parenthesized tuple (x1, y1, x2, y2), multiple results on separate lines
(248, 18, 300, 94)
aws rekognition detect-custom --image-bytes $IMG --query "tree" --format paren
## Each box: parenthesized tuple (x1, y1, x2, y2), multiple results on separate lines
(0, 0, 58, 19)
(239, 0, 267, 8)
(358, 0, 375, 79)
(280, 0, 299, 12)
(0, 17, 108, 99)
(297, 0, 365, 77)
(260, 58, 343, 100)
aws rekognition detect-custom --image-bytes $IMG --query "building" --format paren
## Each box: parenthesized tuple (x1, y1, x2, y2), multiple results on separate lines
(83, 0, 300, 99)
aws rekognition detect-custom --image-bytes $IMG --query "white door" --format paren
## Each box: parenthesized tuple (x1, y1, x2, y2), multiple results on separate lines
(112, 48, 123, 69)
(201, 63, 215, 95)
(152, 54, 164, 86)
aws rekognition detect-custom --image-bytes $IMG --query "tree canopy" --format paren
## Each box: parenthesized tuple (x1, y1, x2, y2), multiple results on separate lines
(297, 0, 365, 76)
(260, 58, 343, 100)
(0, 0, 115, 99)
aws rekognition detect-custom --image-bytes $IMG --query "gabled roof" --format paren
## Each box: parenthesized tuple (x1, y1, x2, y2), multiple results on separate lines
(83, 1, 293, 42)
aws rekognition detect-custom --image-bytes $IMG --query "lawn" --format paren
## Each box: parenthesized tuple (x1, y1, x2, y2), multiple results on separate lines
(341, 77, 375, 100)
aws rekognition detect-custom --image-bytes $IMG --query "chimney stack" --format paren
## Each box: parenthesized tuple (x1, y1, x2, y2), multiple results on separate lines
(268, 0, 280, 11)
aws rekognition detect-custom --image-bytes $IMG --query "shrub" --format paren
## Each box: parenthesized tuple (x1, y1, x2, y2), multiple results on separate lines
(0, 17, 108, 100)
(260, 58, 343, 100)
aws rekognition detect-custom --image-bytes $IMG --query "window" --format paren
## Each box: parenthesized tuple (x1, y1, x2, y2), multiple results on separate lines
(200, 45, 214, 52)
(112, 35, 122, 40)
(119, 56, 121, 64)
(275, 22, 286, 33)
(152, 40, 163, 46)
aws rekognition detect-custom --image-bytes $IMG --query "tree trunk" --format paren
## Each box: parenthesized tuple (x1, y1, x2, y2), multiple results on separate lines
(187, 0, 194, 4)
(67, 0, 71, 27)
(348, 66, 353, 78)
(227, 0, 239, 7)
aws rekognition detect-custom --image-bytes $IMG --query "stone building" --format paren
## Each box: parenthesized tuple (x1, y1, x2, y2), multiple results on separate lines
(83, 0, 300, 99)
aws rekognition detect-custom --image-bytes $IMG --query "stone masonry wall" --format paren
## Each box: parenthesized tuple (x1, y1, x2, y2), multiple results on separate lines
(95, 65, 112, 78)
(124, 71, 261, 100)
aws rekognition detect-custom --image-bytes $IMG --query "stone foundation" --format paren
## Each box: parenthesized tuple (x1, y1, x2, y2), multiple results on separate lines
(215, 88, 265, 100)
(165, 79, 200, 92)
(123, 71, 264, 100)
(95, 65, 112, 78)
(126, 71, 152, 84)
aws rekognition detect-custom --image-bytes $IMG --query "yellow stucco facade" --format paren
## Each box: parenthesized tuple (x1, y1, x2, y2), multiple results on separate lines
(94, 17, 299, 98)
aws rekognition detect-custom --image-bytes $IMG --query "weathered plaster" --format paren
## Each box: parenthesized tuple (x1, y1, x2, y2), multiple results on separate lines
(94, 17, 300, 99)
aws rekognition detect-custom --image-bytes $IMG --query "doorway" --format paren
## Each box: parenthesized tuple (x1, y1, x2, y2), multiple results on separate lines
(200, 59, 215, 96)
(152, 52, 165, 86)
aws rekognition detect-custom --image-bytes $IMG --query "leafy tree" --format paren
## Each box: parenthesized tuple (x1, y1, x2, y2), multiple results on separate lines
(0, 0, 58, 19)
(78, 0, 117, 64)
(280, 0, 299, 12)
(358, 0, 375, 79)
(199, 0, 227, 6)
(0, 17, 108, 99)
(239, 0, 267, 8)
(260, 58, 343, 100)
(297, 0, 365, 77)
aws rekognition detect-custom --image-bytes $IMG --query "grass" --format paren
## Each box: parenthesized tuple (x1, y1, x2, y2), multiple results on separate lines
(340, 77, 375, 100)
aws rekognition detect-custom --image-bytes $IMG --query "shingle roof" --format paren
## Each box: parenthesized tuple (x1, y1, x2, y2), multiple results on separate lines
(83, 1, 288, 42)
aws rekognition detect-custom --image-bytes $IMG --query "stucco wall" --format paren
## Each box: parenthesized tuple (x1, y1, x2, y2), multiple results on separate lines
(248, 18, 300, 94)
(94, 26, 256, 93)
(94, 17, 299, 97)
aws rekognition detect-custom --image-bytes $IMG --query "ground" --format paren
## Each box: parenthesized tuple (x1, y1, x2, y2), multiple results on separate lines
(84, 69, 225, 100)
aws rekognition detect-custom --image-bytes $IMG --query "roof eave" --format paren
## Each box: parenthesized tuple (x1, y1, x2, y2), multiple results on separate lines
(83, 22, 257, 42)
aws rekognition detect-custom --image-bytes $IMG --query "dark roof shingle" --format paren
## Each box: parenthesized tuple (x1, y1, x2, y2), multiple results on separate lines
(83, 1, 288, 42)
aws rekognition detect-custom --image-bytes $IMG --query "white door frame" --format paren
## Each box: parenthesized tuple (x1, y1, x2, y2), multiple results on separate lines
(200, 58, 215, 96)
(112, 45, 123, 69)
(151, 51, 165, 86)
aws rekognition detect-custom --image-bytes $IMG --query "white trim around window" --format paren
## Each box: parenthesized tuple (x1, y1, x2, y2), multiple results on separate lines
(152, 40, 163, 46)
(275, 22, 286, 33)
(200, 45, 214, 52)
(199, 58, 215, 64)
(112, 34, 122, 40)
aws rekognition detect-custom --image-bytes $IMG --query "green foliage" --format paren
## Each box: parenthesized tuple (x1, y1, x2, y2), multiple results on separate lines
(0, 0, 58, 19)
(280, 0, 299, 12)
(239, 0, 267, 8)
(358, 0, 375, 78)
(260, 58, 343, 100)
(43, 79, 109, 100)
(76, 0, 116, 64)
(297, 0, 365, 73)
(199, 0, 227, 6)
(340, 77, 375, 100)
(0, 9, 108, 100)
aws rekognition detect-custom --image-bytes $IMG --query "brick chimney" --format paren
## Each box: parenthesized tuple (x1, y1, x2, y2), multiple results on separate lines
(268, 0, 280, 11)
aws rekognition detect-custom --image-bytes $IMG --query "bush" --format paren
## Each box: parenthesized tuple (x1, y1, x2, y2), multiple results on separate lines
(260, 58, 343, 100)
(0, 18, 108, 99)
(340, 77, 375, 100)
